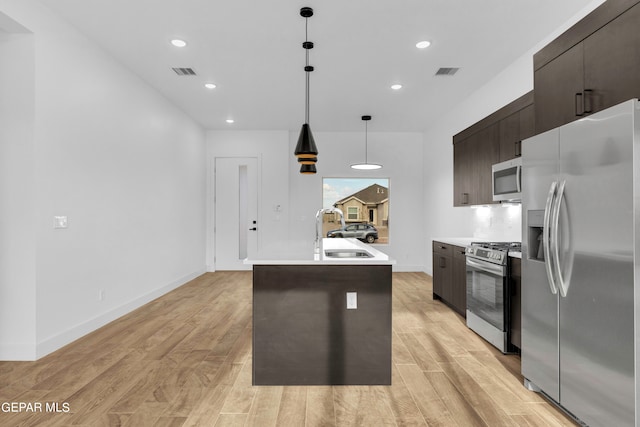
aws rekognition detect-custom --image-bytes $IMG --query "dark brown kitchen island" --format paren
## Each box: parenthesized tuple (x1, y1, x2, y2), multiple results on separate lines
(249, 239, 394, 386)
(252, 264, 391, 385)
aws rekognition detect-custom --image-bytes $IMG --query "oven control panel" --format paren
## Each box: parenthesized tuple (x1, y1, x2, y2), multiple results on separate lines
(466, 246, 507, 264)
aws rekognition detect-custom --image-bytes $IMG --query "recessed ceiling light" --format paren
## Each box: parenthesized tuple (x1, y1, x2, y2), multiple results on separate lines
(226, 119, 234, 124)
(204, 83, 216, 89)
(416, 40, 431, 49)
(391, 84, 403, 90)
(170, 39, 187, 47)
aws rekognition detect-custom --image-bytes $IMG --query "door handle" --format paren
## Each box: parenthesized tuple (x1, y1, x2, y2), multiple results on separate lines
(552, 180, 569, 297)
(543, 181, 558, 295)
(575, 92, 584, 117)
(516, 165, 522, 193)
(583, 89, 593, 114)
(249, 227, 257, 231)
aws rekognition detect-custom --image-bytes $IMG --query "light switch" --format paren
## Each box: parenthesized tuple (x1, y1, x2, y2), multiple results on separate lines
(346, 292, 357, 309)
(54, 216, 68, 229)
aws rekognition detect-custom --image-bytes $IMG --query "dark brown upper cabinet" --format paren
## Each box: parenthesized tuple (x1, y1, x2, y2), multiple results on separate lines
(453, 124, 499, 207)
(534, 0, 640, 134)
(584, 3, 640, 113)
(453, 91, 532, 207)
(499, 112, 520, 162)
(534, 44, 584, 134)
(453, 137, 476, 206)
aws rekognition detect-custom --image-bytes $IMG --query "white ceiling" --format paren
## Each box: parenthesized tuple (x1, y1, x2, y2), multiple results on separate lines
(38, 0, 594, 132)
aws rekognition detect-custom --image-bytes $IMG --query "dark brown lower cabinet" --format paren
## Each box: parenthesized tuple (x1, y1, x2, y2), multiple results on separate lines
(510, 257, 522, 350)
(451, 246, 467, 317)
(432, 241, 467, 317)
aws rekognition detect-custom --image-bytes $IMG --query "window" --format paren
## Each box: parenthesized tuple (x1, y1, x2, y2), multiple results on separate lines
(322, 177, 390, 244)
(347, 207, 358, 220)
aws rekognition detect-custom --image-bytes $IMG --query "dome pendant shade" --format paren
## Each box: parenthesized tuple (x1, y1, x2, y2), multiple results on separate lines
(351, 163, 382, 170)
(295, 123, 318, 160)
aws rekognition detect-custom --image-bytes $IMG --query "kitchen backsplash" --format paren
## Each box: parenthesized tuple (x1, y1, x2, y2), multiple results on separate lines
(471, 204, 522, 242)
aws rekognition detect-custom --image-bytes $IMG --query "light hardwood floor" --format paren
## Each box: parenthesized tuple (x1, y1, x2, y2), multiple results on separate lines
(0, 272, 577, 426)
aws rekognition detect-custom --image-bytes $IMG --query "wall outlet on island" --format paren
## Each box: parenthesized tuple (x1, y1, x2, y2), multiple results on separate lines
(346, 292, 357, 309)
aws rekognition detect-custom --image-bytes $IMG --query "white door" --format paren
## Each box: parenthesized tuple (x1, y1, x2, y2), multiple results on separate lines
(214, 157, 258, 270)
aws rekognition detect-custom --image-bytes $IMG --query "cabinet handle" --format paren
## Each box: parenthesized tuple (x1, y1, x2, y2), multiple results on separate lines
(584, 89, 593, 114)
(515, 140, 521, 157)
(575, 92, 584, 116)
(439, 257, 446, 268)
(462, 193, 469, 205)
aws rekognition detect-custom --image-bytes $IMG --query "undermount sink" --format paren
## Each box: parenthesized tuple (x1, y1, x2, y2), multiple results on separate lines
(324, 249, 373, 258)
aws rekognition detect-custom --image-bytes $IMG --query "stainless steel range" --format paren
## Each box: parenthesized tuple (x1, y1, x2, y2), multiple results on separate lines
(465, 241, 520, 353)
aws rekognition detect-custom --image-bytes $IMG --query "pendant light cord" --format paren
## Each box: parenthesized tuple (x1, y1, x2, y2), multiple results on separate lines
(305, 17, 310, 125)
(364, 120, 368, 163)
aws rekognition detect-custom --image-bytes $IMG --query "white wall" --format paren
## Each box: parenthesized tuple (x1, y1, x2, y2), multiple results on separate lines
(0, 26, 36, 358)
(206, 130, 290, 270)
(0, 1, 206, 360)
(206, 129, 424, 271)
(289, 131, 425, 271)
(423, 0, 606, 275)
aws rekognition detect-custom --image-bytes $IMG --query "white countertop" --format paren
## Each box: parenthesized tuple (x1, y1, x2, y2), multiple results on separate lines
(244, 238, 395, 265)
(432, 237, 481, 247)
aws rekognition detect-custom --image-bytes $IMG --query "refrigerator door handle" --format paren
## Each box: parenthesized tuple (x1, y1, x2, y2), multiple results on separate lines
(552, 180, 569, 297)
(543, 181, 558, 295)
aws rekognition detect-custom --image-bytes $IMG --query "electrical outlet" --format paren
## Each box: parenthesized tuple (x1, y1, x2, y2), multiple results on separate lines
(53, 216, 68, 229)
(346, 292, 357, 309)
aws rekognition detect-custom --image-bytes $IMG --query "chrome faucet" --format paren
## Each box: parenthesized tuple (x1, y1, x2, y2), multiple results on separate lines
(315, 207, 345, 254)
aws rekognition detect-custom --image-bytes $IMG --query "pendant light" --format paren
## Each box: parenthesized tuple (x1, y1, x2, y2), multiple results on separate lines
(351, 115, 382, 170)
(294, 6, 318, 174)
(300, 164, 317, 174)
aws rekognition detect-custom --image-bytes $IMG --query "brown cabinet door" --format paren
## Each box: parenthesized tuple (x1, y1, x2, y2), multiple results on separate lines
(519, 104, 535, 142)
(452, 246, 468, 317)
(534, 43, 584, 134)
(453, 138, 475, 206)
(432, 242, 452, 298)
(475, 123, 499, 205)
(499, 112, 520, 162)
(584, 3, 640, 114)
(433, 254, 452, 302)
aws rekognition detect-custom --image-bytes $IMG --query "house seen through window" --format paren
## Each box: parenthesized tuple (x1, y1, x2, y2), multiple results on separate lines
(322, 178, 389, 244)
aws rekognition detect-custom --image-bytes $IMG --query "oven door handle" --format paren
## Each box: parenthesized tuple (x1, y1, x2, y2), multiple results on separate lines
(466, 258, 505, 276)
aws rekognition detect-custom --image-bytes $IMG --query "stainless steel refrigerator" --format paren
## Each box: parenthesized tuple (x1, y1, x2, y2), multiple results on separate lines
(521, 99, 639, 426)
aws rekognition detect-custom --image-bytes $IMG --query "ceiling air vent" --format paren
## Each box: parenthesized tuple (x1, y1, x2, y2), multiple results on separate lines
(172, 67, 197, 76)
(435, 67, 459, 76)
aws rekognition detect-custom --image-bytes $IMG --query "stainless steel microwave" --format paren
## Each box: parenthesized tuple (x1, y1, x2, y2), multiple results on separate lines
(492, 158, 521, 202)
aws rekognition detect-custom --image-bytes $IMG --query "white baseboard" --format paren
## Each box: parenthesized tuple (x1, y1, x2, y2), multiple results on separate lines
(33, 268, 206, 360)
(0, 342, 37, 361)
